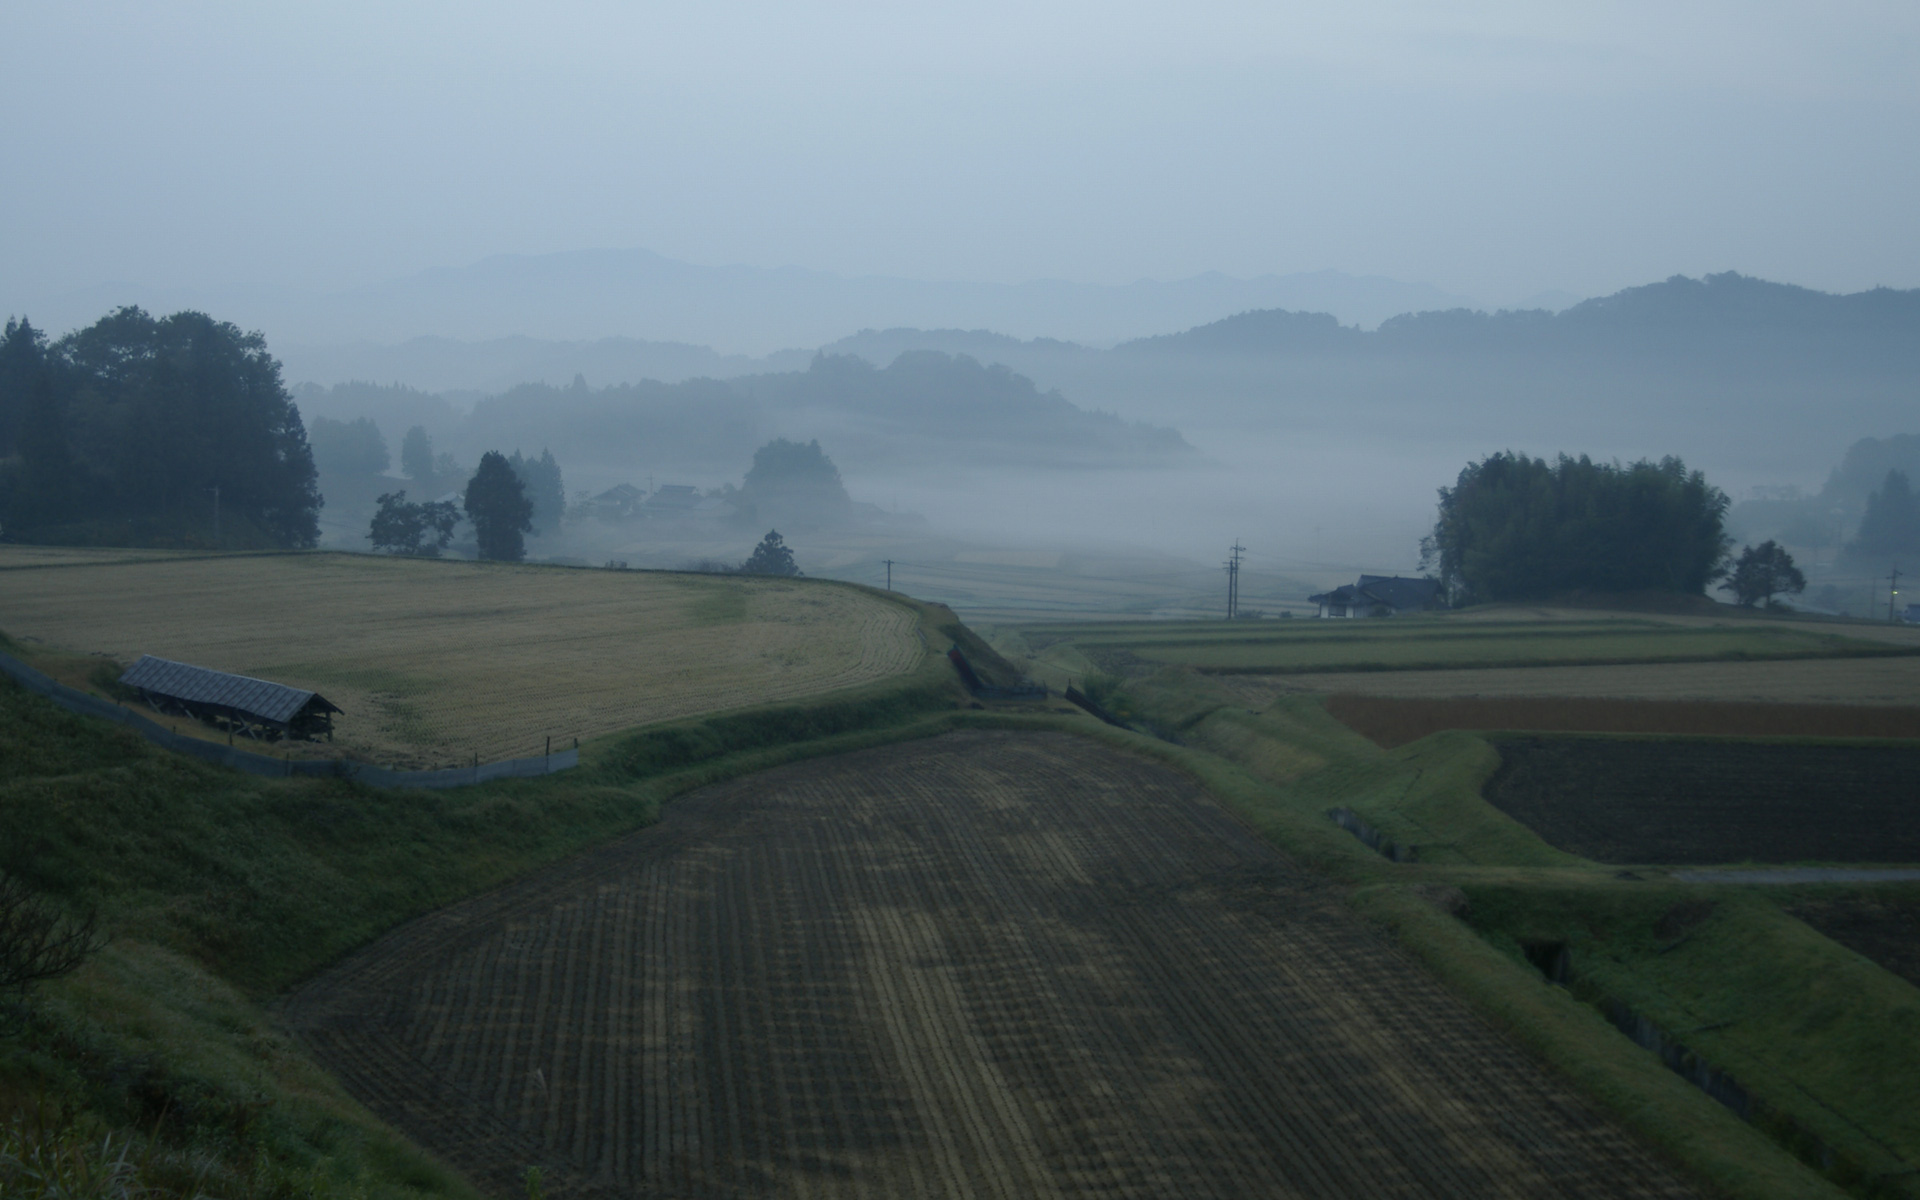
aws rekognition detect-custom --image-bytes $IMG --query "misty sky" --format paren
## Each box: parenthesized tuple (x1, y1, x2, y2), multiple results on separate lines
(6, 1, 1918, 314)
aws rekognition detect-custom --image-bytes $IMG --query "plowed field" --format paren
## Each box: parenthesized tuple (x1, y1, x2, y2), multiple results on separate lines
(1220, 657, 1920, 708)
(1327, 695, 1920, 748)
(1484, 737, 1920, 864)
(284, 731, 1697, 1199)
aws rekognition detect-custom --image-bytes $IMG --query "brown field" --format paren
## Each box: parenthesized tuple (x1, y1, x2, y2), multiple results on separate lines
(284, 731, 1697, 1199)
(1219, 656, 1920, 708)
(1327, 695, 1920, 749)
(1483, 737, 1920, 865)
(0, 551, 924, 766)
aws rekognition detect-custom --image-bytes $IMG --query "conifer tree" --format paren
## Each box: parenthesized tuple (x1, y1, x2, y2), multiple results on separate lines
(740, 529, 801, 576)
(464, 451, 534, 561)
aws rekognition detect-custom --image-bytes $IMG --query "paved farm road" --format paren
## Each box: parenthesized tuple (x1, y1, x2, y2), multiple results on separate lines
(284, 731, 1697, 1199)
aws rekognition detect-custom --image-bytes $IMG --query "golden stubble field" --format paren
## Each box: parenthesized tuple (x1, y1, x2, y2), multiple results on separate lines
(0, 550, 925, 766)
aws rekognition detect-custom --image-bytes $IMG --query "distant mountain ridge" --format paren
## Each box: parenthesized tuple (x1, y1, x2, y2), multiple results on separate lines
(269, 270, 1920, 395)
(1120, 273, 1920, 360)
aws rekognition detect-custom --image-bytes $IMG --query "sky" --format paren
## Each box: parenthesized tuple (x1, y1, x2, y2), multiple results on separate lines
(5, 1, 1919, 313)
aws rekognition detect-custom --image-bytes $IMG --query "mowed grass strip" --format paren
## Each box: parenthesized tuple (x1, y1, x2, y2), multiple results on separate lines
(0, 551, 925, 766)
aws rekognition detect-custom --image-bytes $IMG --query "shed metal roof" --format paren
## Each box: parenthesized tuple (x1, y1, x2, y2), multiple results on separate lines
(120, 655, 340, 725)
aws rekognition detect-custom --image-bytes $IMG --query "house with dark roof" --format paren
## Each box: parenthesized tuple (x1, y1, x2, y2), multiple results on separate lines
(1308, 574, 1442, 618)
(120, 655, 341, 741)
(645, 484, 702, 512)
(589, 483, 646, 520)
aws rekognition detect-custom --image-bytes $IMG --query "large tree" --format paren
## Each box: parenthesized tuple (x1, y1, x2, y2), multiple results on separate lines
(368, 490, 460, 557)
(737, 438, 851, 528)
(464, 451, 533, 561)
(1422, 452, 1729, 604)
(0, 307, 320, 547)
(1724, 540, 1806, 608)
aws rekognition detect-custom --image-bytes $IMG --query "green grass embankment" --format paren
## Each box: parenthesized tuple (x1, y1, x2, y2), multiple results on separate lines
(0, 601, 973, 1200)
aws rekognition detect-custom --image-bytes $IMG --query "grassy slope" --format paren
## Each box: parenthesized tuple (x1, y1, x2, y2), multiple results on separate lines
(0, 600, 967, 1199)
(1074, 659, 1918, 1199)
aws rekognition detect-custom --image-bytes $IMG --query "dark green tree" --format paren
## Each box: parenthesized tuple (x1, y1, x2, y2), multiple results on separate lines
(368, 490, 460, 557)
(0, 317, 48, 462)
(740, 529, 801, 576)
(401, 425, 435, 483)
(464, 451, 533, 561)
(1847, 469, 1920, 563)
(1422, 452, 1729, 603)
(738, 438, 850, 527)
(0, 307, 320, 548)
(0, 319, 68, 530)
(1723, 540, 1806, 607)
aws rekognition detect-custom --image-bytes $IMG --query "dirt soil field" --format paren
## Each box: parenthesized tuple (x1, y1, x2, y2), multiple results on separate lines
(1484, 738, 1920, 865)
(1327, 695, 1920, 748)
(1220, 657, 1920, 708)
(284, 731, 1698, 1200)
(1786, 892, 1920, 989)
(0, 551, 924, 766)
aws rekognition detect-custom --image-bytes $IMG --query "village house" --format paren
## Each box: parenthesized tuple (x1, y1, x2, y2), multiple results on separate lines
(1308, 574, 1442, 618)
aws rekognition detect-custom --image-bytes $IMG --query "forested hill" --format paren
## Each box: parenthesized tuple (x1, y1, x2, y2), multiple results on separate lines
(300, 349, 1194, 479)
(1119, 273, 1920, 366)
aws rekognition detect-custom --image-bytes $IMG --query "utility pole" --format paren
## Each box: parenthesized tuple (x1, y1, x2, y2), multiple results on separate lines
(1224, 541, 1245, 619)
(883, 558, 894, 591)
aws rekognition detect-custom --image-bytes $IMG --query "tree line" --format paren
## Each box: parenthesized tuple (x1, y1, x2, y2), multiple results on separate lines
(1422, 450, 1824, 609)
(0, 310, 320, 547)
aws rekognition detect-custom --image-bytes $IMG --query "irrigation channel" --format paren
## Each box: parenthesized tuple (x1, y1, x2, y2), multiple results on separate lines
(284, 731, 1698, 1199)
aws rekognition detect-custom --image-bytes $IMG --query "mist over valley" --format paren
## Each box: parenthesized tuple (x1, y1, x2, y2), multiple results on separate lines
(262, 268, 1920, 618)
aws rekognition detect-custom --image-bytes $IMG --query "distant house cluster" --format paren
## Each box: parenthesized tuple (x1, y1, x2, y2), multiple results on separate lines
(1309, 575, 1442, 618)
(585, 483, 736, 523)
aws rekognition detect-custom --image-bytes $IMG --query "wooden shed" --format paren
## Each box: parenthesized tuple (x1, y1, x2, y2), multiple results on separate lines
(120, 655, 341, 742)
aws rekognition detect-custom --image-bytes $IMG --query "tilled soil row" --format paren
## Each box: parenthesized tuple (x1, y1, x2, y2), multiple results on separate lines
(1484, 737, 1920, 864)
(283, 730, 1700, 1199)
